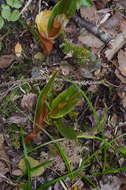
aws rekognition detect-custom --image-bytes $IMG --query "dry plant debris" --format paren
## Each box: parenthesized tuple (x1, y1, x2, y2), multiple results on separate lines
(0, 55, 15, 69)
(1, 0, 126, 189)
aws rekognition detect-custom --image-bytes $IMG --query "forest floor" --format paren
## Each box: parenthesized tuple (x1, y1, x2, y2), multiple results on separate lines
(0, 0, 126, 190)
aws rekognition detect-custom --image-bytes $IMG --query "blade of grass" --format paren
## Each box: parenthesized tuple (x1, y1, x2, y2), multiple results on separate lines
(21, 135, 32, 190)
(36, 148, 101, 190)
(31, 160, 52, 173)
(92, 165, 126, 175)
(81, 175, 98, 189)
(42, 128, 73, 175)
(36, 167, 82, 190)
(28, 138, 65, 153)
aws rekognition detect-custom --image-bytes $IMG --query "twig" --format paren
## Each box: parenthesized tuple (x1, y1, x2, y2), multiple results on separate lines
(117, 121, 126, 128)
(0, 173, 16, 186)
(0, 77, 45, 88)
(20, 0, 33, 16)
(0, 76, 105, 89)
(38, 0, 42, 13)
(72, 14, 112, 43)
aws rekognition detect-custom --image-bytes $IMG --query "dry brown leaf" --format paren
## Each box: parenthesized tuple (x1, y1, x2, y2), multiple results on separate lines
(105, 33, 126, 60)
(18, 156, 45, 177)
(101, 12, 124, 37)
(21, 93, 37, 111)
(0, 55, 15, 69)
(15, 42, 22, 57)
(94, 0, 111, 9)
(118, 49, 126, 76)
(115, 69, 126, 83)
(118, 0, 126, 8)
(6, 115, 27, 124)
(80, 5, 99, 24)
(78, 30, 104, 49)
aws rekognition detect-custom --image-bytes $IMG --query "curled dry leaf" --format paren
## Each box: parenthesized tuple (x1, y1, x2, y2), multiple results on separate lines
(15, 42, 22, 57)
(35, 10, 67, 55)
(6, 115, 27, 125)
(21, 93, 37, 111)
(0, 55, 15, 69)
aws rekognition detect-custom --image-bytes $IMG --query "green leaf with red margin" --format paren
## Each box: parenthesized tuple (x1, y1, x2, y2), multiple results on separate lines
(50, 85, 81, 118)
(33, 72, 57, 132)
(25, 72, 57, 143)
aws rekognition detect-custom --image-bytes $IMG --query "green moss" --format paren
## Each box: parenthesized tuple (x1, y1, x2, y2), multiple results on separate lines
(61, 40, 95, 64)
(6, 124, 21, 149)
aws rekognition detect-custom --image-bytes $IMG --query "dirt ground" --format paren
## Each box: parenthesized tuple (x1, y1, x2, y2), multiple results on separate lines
(0, 0, 126, 190)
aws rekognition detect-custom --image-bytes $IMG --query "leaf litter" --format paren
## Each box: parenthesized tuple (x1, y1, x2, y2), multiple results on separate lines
(1, 0, 126, 189)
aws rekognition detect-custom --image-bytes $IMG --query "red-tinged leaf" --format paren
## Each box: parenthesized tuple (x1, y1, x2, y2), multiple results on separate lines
(39, 32, 54, 55)
(25, 72, 57, 143)
(36, 10, 67, 55)
(33, 72, 57, 131)
(25, 132, 37, 143)
(50, 85, 81, 118)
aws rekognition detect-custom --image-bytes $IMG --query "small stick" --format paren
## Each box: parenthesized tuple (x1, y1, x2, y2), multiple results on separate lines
(72, 14, 112, 43)
(0, 173, 16, 186)
(20, 0, 33, 16)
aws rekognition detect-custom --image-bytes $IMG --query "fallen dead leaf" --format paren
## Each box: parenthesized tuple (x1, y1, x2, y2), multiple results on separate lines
(105, 33, 126, 60)
(118, 49, 126, 76)
(18, 156, 45, 177)
(93, 175, 122, 190)
(0, 55, 15, 69)
(80, 5, 99, 24)
(115, 69, 126, 83)
(6, 115, 27, 124)
(70, 180, 86, 190)
(21, 93, 37, 111)
(35, 10, 67, 55)
(118, 0, 126, 8)
(15, 42, 22, 57)
(79, 30, 104, 49)
(101, 12, 124, 37)
(94, 0, 111, 9)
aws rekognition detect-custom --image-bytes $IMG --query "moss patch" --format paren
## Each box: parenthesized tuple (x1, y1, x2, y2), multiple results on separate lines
(61, 40, 96, 64)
